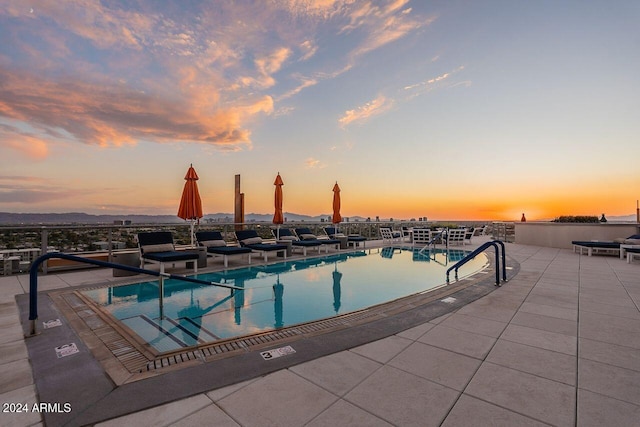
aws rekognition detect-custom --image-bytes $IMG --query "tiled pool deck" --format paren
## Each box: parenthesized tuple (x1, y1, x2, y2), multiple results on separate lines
(1, 240, 639, 426)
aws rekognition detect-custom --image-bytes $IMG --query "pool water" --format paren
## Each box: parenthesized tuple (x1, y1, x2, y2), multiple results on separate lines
(82, 247, 487, 353)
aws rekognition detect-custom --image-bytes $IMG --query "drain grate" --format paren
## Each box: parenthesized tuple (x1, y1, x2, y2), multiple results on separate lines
(142, 308, 382, 372)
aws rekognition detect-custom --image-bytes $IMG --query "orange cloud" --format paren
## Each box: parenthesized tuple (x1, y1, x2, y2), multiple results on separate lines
(305, 157, 326, 169)
(0, 68, 270, 150)
(338, 95, 393, 127)
(0, 126, 49, 159)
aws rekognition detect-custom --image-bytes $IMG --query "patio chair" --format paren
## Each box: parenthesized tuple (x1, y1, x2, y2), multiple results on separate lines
(195, 231, 252, 268)
(137, 231, 199, 274)
(446, 229, 466, 246)
(294, 227, 341, 252)
(464, 228, 474, 245)
(412, 228, 432, 247)
(324, 227, 367, 249)
(401, 226, 412, 242)
(380, 227, 402, 243)
(235, 229, 288, 262)
(474, 225, 488, 236)
(271, 228, 322, 256)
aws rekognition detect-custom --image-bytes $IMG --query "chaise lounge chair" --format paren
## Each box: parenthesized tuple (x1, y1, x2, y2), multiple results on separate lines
(295, 227, 341, 252)
(324, 227, 367, 249)
(195, 231, 252, 268)
(235, 229, 288, 262)
(625, 247, 640, 263)
(137, 231, 199, 274)
(572, 234, 640, 257)
(271, 228, 323, 256)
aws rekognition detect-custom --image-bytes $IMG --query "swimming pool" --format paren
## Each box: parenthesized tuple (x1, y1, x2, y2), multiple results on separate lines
(82, 247, 487, 353)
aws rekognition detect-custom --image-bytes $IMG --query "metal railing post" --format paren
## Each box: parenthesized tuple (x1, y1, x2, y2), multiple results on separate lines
(159, 275, 165, 319)
(41, 227, 48, 275)
(446, 240, 506, 286)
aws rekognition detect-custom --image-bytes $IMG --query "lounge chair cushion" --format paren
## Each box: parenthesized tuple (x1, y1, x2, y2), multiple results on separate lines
(278, 235, 297, 241)
(571, 241, 620, 248)
(246, 242, 288, 251)
(625, 238, 640, 245)
(241, 236, 263, 245)
(291, 239, 322, 247)
(143, 251, 198, 262)
(207, 246, 252, 255)
(142, 243, 174, 253)
(299, 234, 318, 240)
(200, 239, 227, 247)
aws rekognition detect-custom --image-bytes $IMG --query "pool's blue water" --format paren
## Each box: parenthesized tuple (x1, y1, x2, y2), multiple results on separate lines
(82, 247, 487, 353)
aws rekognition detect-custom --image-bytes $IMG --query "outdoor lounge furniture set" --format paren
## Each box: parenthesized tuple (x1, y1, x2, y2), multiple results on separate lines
(382, 227, 470, 247)
(137, 227, 367, 272)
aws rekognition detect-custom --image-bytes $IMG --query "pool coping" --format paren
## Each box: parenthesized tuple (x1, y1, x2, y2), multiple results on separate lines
(17, 251, 519, 427)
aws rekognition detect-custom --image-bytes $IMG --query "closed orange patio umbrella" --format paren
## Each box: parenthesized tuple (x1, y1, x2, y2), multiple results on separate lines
(273, 173, 284, 239)
(177, 164, 203, 246)
(332, 182, 342, 232)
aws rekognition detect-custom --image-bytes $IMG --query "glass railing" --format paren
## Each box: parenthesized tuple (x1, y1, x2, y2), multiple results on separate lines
(0, 220, 490, 275)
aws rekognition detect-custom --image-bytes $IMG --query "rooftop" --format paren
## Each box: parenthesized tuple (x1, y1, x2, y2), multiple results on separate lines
(1, 238, 639, 426)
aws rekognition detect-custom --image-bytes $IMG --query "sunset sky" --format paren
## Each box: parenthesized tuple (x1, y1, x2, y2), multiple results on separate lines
(1, 0, 638, 221)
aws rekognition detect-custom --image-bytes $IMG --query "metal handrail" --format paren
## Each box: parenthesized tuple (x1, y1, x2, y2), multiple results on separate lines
(27, 252, 244, 336)
(446, 240, 507, 286)
(418, 229, 448, 254)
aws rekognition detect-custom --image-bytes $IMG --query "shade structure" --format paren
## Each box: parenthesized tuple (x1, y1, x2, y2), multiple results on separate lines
(332, 182, 342, 225)
(177, 164, 203, 246)
(273, 173, 284, 239)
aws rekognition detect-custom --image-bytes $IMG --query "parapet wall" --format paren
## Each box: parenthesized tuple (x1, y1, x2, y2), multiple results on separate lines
(514, 223, 640, 249)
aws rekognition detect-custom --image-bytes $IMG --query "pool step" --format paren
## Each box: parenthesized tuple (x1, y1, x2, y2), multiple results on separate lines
(121, 315, 220, 352)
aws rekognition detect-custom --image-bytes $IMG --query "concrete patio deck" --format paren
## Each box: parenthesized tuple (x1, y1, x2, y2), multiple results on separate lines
(1, 241, 639, 426)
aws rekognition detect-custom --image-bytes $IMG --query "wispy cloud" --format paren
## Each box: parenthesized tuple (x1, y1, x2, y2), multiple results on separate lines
(341, 0, 435, 58)
(305, 157, 327, 169)
(338, 95, 394, 127)
(403, 66, 467, 99)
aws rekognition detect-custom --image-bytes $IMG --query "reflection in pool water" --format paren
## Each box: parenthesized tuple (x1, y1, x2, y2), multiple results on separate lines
(83, 247, 487, 353)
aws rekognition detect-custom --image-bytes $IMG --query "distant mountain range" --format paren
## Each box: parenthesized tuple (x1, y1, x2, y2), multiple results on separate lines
(0, 211, 369, 225)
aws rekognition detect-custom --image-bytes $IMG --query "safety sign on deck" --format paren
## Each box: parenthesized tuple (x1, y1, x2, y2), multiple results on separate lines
(43, 319, 62, 329)
(260, 345, 296, 360)
(55, 343, 79, 358)
(441, 297, 457, 304)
